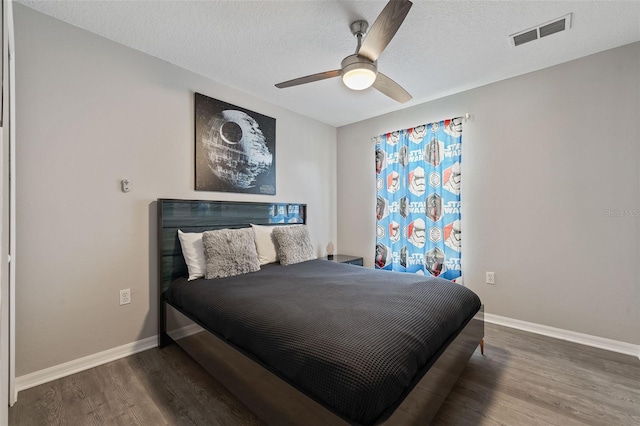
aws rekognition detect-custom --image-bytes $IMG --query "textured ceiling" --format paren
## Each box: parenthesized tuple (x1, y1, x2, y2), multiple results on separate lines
(18, 0, 640, 127)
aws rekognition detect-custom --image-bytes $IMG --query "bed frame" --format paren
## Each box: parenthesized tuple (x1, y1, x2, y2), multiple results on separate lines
(157, 198, 484, 425)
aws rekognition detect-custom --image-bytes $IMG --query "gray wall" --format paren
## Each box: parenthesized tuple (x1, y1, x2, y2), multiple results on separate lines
(15, 5, 337, 376)
(337, 42, 640, 345)
(15, 2, 640, 378)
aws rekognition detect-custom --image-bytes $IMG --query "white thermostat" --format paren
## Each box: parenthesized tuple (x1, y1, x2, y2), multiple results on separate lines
(121, 179, 131, 193)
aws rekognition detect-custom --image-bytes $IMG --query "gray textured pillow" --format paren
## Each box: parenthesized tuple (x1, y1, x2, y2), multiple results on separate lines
(202, 228, 261, 279)
(272, 225, 316, 266)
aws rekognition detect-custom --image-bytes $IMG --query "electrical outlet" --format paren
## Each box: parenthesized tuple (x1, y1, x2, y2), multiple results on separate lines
(486, 272, 495, 285)
(120, 289, 131, 305)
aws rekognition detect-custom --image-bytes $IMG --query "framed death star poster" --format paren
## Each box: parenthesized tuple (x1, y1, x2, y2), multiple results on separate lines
(195, 93, 276, 195)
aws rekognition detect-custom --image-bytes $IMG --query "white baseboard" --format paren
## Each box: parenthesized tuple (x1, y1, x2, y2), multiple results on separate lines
(14, 323, 206, 402)
(14, 335, 158, 401)
(485, 313, 640, 360)
(14, 315, 639, 403)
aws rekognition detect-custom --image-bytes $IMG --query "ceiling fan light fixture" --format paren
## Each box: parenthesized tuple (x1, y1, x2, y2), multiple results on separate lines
(341, 55, 377, 91)
(343, 67, 377, 90)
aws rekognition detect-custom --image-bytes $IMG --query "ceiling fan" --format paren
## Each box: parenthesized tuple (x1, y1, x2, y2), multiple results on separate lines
(275, 0, 413, 103)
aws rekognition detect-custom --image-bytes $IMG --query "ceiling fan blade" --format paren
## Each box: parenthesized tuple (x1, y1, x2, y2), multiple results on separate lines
(358, 0, 412, 62)
(275, 70, 341, 88)
(373, 72, 412, 103)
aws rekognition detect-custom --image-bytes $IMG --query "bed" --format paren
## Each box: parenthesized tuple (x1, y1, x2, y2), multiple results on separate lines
(157, 198, 484, 425)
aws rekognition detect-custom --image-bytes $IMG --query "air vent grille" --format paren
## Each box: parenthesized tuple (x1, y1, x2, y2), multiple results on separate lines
(513, 29, 538, 47)
(539, 18, 566, 38)
(510, 13, 572, 47)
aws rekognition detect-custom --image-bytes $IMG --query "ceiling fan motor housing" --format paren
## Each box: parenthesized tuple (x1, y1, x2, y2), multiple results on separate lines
(341, 54, 378, 90)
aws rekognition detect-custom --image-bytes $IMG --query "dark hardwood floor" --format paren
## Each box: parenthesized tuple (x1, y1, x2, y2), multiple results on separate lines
(10, 323, 640, 425)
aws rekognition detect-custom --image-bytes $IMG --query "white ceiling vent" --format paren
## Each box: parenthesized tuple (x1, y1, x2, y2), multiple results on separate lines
(510, 13, 572, 47)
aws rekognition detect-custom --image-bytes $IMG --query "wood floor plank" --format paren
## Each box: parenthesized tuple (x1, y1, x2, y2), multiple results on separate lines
(431, 324, 640, 426)
(130, 345, 263, 426)
(59, 372, 107, 426)
(10, 323, 640, 425)
(96, 359, 166, 425)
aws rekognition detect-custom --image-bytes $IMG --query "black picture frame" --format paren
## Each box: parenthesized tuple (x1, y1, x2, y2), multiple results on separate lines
(194, 93, 276, 195)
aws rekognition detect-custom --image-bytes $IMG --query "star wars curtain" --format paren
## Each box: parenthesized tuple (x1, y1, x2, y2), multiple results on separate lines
(375, 118, 462, 282)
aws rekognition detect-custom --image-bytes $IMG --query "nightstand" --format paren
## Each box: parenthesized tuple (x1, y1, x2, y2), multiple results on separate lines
(323, 255, 364, 266)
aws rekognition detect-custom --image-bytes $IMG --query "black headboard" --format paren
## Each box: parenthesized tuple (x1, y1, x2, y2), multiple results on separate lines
(157, 198, 307, 292)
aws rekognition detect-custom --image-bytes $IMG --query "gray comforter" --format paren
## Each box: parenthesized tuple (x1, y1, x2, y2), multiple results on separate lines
(165, 259, 481, 425)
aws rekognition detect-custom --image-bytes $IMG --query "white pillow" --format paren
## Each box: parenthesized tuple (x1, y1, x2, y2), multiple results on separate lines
(251, 224, 279, 265)
(177, 230, 206, 280)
